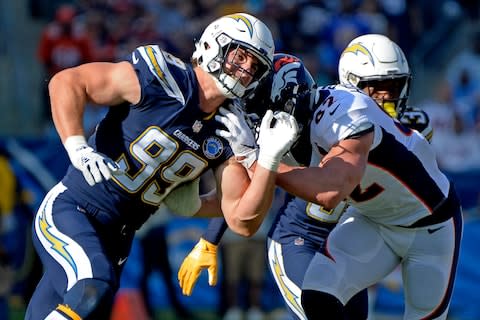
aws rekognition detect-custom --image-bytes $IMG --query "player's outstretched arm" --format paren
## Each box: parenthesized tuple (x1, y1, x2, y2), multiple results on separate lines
(49, 62, 139, 186)
(214, 110, 298, 236)
(178, 218, 228, 296)
(49, 61, 140, 141)
(277, 132, 373, 209)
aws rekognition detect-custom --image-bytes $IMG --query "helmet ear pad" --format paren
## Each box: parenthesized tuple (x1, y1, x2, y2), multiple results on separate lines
(191, 13, 275, 98)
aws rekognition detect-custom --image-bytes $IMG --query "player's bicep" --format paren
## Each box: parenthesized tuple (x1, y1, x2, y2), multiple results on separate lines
(321, 131, 372, 189)
(74, 61, 141, 106)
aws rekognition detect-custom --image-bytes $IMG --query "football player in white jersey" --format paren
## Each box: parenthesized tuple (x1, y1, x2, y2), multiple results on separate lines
(177, 37, 442, 320)
(25, 13, 301, 320)
(274, 34, 463, 319)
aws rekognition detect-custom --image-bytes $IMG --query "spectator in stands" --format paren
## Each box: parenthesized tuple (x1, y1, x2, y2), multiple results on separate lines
(420, 79, 463, 136)
(314, 0, 373, 86)
(445, 31, 480, 130)
(357, 0, 388, 35)
(431, 112, 480, 172)
(0, 149, 16, 320)
(0, 145, 46, 319)
(37, 4, 94, 128)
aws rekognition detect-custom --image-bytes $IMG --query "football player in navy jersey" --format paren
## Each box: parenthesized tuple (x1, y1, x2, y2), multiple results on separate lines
(25, 13, 301, 320)
(177, 35, 461, 320)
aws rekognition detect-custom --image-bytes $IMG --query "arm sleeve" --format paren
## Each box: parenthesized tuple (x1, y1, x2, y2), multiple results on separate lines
(202, 217, 229, 244)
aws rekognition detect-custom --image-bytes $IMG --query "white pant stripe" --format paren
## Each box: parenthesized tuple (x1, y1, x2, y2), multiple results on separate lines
(34, 183, 93, 290)
(267, 239, 306, 320)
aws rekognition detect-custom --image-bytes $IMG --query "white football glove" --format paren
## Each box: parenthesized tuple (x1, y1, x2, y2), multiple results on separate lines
(215, 104, 258, 168)
(257, 110, 299, 171)
(64, 135, 122, 186)
(163, 178, 201, 217)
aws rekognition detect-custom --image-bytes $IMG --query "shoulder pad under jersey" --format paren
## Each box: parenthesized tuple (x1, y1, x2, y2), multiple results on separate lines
(400, 106, 433, 141)
(310, 85, 374, 148)
(128, 45, 191, 105)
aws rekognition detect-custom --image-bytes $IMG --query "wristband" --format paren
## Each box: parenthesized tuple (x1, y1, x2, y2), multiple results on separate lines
(257, 152, 280, 171)
(235, 148, 259, 169)
(202, 218, 228, 244)
(64, 135, 89, 154)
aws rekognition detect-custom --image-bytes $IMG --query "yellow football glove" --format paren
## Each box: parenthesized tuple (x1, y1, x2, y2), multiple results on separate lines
(178, 238, 218, 296)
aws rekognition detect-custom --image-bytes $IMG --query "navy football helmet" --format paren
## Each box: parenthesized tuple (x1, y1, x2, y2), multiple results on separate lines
(245, 53, 316, 131)
(244, 53, 316, 164)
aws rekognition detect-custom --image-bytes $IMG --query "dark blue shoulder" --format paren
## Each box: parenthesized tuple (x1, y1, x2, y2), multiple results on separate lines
(123, 45, 197, 107)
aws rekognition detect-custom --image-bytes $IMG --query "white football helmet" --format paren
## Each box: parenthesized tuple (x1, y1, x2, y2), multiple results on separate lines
(192, 13, 275, 99)
(338, 34, 411, 117)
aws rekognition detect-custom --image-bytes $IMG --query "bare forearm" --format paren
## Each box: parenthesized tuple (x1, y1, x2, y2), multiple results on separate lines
(276, 162, 355, 209)
(276, 135, 371, 207)
(219, 163, 276, 237)
(232, 166, 276, 231)
(196, 168, 275, 235)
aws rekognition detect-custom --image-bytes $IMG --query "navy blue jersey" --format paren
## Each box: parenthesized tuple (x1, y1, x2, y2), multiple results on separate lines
(268, 194, 342, 245)
(62, 45, 234, 229)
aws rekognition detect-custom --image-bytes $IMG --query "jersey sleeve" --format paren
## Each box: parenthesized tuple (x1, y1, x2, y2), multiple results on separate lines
(124, 45, 195, 108)
(312, 88, 374, 149)
(201, 218, 229, 245)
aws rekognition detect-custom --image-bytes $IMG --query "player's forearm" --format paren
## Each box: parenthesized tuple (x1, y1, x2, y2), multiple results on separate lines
(224, 166, 276, 237)
(276, 164, 349, 209)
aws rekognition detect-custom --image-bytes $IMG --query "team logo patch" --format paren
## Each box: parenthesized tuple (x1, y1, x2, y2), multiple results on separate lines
(203, 137, 223, 159)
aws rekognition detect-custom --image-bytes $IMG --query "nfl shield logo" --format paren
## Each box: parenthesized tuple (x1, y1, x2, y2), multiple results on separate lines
(192, 120, 203, 133)
(294, 237, 304, 246)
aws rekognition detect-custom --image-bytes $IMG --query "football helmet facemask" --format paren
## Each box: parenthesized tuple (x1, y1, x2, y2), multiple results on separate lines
(338, 34, 411, 118)
(192, 13, 274, 99)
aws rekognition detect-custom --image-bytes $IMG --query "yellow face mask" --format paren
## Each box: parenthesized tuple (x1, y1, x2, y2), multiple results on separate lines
(382, 101, 397, 118)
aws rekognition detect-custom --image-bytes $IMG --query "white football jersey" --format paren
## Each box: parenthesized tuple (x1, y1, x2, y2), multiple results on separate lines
(309, 85, 451, 226)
